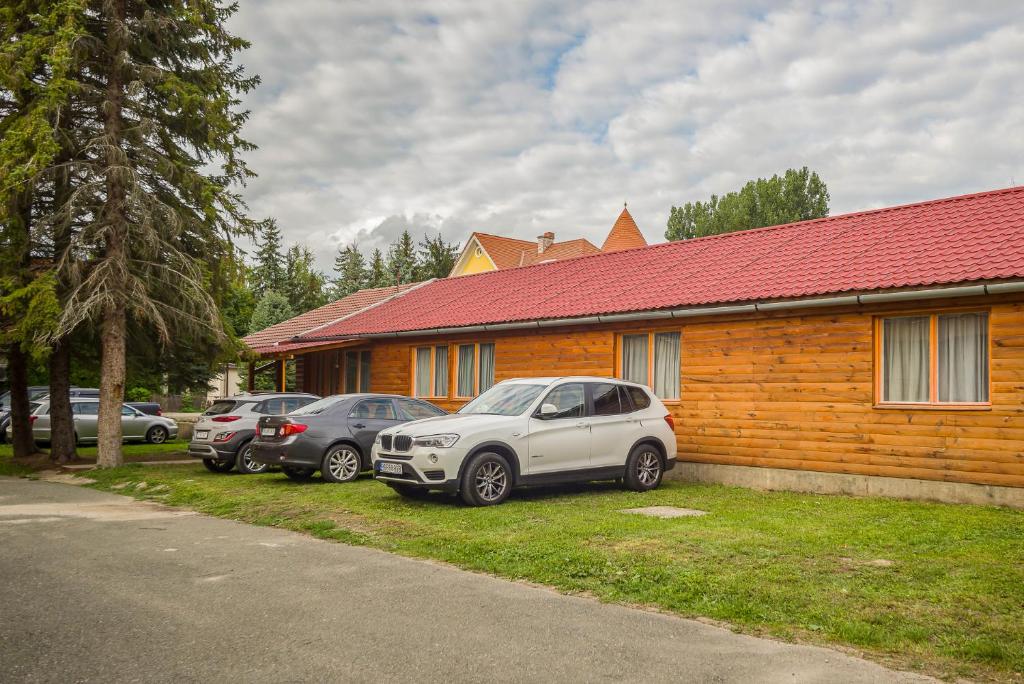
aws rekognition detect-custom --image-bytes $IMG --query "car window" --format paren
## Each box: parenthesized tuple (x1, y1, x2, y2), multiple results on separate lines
(121, 406, 136, 417)
(538, 384, 585, 419)
(28, 388, 49, 401)
(284, 396, 315, 413)
(625, 386, 650, 411)
(591, 383, 624, 416)
(76, 402, 99, 416)
(397, 399, 446, 420)
(458, 383, 546, 416)
(256, 398, 289, 415)
(203, 400, 237, 416)
(290, 396, 344, 415)
(349, 399, 397, 420)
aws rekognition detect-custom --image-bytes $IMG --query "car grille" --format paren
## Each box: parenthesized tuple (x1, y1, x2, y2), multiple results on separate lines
(380, 434, 392, 451)
(393, 435, 412, 452)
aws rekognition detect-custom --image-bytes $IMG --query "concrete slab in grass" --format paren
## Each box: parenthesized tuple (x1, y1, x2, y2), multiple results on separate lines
(621, 506, 708, 519)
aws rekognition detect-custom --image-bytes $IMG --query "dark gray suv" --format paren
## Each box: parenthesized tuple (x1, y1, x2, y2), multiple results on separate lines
(250, 394, 447, 483)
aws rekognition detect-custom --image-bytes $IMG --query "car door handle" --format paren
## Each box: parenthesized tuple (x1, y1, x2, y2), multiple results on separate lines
(575, 421, 589, 428)
(352, 423, 365, 429)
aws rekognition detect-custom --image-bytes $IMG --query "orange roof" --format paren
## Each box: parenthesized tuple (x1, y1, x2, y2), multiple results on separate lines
(520, 238, 601, 265)
(601, 207, 648, 252)
(242, 283, 420, 354)
(472, 233, 536, 269)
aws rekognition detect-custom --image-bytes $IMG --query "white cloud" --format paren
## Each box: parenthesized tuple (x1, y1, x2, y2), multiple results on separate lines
(228, 1, 1024, 271)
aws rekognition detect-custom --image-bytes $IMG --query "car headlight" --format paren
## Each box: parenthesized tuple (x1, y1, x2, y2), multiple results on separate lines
(412, 434, 460, 448)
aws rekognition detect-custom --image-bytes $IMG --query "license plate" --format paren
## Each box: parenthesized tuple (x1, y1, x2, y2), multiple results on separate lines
(377, 462, 403, 475)
(195, 430, 209, 440)
(260, 427, 277, 437)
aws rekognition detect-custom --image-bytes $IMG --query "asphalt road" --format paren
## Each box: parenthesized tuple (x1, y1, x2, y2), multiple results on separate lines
(0, 477, 932, 683)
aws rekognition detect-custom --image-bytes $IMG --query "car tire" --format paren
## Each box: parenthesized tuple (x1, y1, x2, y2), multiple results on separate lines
(623, 444, 663, 492)
(203, 458, 235, 473)
(459, 452, 512, 506)
(235, 442, 268, 475)
(321, 445, 362, 483)
(145, 425, 168, 444)
(282, 466, 315, 482)
(387, 483, 429, 499)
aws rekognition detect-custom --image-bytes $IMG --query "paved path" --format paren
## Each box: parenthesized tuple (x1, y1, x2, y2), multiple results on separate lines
(0, 477, 932, 683)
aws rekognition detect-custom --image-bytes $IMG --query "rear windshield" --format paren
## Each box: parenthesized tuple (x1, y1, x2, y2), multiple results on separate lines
(203, 400, 238, 416)
(289, 396, 344, 416)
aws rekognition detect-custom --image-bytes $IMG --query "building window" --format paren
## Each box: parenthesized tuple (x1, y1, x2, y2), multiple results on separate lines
(618, 331, 681, 400)
(412, 346, 449, 398)
(455, 342, 495, 398)
(877, 312, 988, 405)
(343, 350, 371, 394)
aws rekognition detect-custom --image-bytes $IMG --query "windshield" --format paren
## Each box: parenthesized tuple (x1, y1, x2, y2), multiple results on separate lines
(289, 396, 344, 416)
(458, 383, 546, 416)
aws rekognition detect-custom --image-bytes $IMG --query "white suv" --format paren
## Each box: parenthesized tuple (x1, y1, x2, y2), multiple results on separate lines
(371, 377, 677, 506)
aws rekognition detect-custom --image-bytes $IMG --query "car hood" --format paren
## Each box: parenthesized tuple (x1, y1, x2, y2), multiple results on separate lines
(387, 413, 521, 437)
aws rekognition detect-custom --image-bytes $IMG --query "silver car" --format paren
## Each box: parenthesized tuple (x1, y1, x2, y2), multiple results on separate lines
(189, 392, 319, 474)
(22, 398, 179, 445)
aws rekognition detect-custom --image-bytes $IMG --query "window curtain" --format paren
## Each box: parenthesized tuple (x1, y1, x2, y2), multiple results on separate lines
(414, 347, 432, 397)
(622, 334, 648, 385)
(938, 313, 988, 402)
(882, 317, 929, 402)
(653, 332, 681, 399)
(433, 346, 449, 396)
(479, 343, 495, 392)
(359, 351, 371, 393)
(457, 344, 475, 396)
(344, 351, 359, 393)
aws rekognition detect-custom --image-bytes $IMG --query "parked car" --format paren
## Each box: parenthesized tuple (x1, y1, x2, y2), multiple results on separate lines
(0, 386, 52, 443)
(188, 392, 320, 474)
(17, 398, 179, 445)
(250, 394, 448, 483)
(125, 402, 162, 416)
(371, 377, 677, 506)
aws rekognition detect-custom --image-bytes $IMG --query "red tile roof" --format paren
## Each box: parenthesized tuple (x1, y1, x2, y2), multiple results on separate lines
(304, 186, 1024, 338)
(601, 207, 648, 252)
(242, 283, 419, 354)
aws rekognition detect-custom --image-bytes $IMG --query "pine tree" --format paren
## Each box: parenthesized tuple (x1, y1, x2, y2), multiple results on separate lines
(332, 244, 367, 298)
(416, 233, 460, 280)
(284, 244, 328, 313)
(249, 291, 294, 333)
(366, 248, 389, 288)
(386, 230, 417, 285)
(45, 0, 261, 467)
(253, 219, 285, 297)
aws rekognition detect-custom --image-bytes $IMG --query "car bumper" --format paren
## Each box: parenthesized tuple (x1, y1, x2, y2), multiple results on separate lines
(249, 438, 323, 469)
(188, 430, 252, 461)
(370, 443, 469, 492)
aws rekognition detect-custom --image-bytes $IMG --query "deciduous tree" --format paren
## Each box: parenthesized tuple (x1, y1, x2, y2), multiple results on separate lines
(666, 167, 830, 241)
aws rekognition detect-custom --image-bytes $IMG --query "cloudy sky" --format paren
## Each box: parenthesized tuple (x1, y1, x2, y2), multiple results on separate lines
(228, 1, 1024, 271)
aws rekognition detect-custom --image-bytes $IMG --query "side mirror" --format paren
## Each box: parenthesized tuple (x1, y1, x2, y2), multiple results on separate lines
(538, 403, 558, 418)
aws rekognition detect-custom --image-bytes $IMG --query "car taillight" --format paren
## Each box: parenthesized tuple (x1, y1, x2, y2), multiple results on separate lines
(664, 414, 675, 431)
(212, 415, 241, 423)
(29, 416, 37, 425)
(156, 409, 162, 416)
(281, 422, 308, 437)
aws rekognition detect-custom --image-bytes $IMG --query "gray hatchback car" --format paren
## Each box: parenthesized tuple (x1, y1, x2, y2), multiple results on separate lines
(250, 394, 447, 483)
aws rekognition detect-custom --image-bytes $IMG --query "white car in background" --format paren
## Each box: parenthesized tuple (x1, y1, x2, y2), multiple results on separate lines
(371, 377, 677, 506)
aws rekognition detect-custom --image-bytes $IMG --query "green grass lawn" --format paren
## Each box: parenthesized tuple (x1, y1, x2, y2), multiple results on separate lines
(5, 454, 1021, 681)
(0, 441, 187, 476)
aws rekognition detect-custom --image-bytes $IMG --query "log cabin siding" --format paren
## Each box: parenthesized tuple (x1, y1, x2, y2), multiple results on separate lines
(295, 293, 1024, 489)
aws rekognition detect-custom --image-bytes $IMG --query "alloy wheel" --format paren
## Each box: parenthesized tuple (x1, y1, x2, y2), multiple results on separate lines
(474, 461, 507, 502)
(242, 447, 267, 474)
(150, 427, 167, 444)
(328, 448, 360, 481)
(637, 451, 661, 486)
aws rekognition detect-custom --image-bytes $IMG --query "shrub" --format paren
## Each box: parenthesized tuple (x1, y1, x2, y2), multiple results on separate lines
(126, 387, 151, 402)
